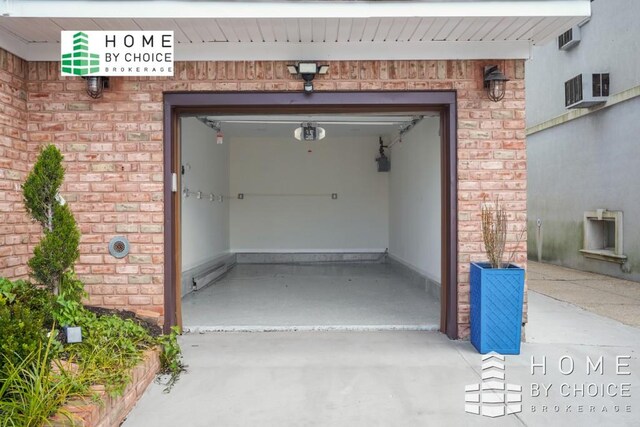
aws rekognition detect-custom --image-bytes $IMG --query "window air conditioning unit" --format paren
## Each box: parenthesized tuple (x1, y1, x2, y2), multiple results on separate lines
(558, 26, 581, 51)
(565, 73, 610, 109)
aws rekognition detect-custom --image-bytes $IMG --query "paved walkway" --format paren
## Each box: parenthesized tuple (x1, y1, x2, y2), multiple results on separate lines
(528, 261, 640, 327)
(124, 263, 640, 426)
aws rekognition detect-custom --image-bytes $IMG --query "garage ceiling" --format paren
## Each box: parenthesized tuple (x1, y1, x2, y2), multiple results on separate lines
(0, 1, 591, 61)
(194, 114, 434, 139)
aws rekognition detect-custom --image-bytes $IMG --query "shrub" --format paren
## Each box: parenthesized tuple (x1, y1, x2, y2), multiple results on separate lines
(56, 298, 156, 396)
(157, 326, 186, 393)
(1, 143, 186, 427)
(0, 333, 78, 427)
(0, 279, 54, 375)
(23, 145, 80, 295)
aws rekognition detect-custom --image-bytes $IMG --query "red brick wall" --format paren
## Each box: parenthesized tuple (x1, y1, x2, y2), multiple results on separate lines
(5, 53, 527, 337)
(0, 50, 29, 279)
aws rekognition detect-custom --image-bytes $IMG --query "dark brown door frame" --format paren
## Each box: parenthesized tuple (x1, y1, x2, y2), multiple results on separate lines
(163, 91, 458, 339)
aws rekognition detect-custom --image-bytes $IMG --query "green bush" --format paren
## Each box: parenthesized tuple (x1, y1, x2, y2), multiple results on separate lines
(53, 271, 87, 327)
(23, 145, 80, 295)
(0, 333, 79, 427)
(0, 279, 54, 375)
(0, 143, 187, 426)
(157, 326, 187, 393)
(55, 297, 156, 396)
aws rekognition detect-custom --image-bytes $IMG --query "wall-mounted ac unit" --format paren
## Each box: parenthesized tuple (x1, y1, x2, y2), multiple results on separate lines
(558, 26, 581, 51)
(565, 73, 610, 109)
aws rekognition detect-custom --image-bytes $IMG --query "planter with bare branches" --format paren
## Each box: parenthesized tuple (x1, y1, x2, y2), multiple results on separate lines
(470, 197, 525, 355)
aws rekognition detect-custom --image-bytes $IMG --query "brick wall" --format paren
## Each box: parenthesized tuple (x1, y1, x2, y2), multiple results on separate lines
(0, 50, 29, 279)
(5, 53, 527, 337)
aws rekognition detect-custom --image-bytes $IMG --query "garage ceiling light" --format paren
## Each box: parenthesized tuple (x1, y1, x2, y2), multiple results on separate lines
(294, 122, 326, 141)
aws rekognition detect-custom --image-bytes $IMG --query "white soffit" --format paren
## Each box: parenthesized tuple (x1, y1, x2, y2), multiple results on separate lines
(0, 1, 591, 61)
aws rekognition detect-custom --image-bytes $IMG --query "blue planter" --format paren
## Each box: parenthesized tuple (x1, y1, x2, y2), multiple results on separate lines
(470, 262, 525, 355)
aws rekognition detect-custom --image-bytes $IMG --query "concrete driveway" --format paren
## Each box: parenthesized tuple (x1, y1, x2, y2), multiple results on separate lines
(123, 289, 640, 427)
(528, 261, 640, 327)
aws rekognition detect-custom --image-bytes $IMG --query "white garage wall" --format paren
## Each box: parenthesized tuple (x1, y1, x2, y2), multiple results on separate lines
(230, 135, 388, 252)
(388, 117, 441, 282)
(181, 118, 230, 270)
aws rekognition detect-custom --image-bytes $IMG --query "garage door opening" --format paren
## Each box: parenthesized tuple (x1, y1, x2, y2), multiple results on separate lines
(179, 112, 442, 331)
(163, 92, 458, 338)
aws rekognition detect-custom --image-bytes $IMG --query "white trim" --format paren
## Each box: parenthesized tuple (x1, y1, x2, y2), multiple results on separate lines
(0, 1, 591, 19)
(6, 40, 533, 61)
(176, 40, 533, 61)
(527, 85, 640, 136)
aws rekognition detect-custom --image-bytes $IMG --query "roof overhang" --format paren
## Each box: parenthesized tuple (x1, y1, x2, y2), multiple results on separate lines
(0, 1, 591, 61)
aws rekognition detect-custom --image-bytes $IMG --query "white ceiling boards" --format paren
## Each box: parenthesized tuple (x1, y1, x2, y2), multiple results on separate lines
(194, 114, 434, 139)
(0, 1, 591, 61)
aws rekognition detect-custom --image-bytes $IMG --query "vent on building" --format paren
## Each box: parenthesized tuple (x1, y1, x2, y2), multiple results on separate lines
(108, 236, 130, 259)
(558, 26, 581, 51)
(565, 73, 609, 109)
(580, 209, 627, 264)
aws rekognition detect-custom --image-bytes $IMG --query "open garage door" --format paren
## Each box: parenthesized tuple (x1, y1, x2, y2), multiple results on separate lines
(163, 92, 458, 338)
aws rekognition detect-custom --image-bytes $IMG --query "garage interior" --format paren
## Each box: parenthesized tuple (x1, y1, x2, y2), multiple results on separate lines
(178, 112, 442, 331)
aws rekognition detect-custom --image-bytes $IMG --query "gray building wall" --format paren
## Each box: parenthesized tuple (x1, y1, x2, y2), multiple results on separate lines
(526, 0, 640, 281)
(526, 0, 640, 126)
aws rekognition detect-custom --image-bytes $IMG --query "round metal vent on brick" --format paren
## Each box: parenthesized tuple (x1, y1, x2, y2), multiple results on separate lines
(108, 236, 130, 259)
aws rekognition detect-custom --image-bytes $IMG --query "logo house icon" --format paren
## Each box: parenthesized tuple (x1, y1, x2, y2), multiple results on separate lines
(61, 32, 99, 76)
(464, 353, 522, 418)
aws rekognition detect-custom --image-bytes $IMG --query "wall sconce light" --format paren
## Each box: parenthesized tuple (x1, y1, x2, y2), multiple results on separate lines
(83, 76, 109, 99)
(483, 65, 509, 102)
(287, 62, 329, 93)
(294, 122, 326, 141)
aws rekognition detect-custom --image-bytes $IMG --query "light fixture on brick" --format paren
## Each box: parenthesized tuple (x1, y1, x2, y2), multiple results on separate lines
(483, 65, 509, 102)
(287, 62, 330, 93)
(83, 76, 109, 99)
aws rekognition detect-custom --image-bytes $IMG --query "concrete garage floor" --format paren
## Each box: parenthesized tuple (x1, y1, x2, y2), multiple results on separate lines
(181, 263, 440, 331)
(124, 290, 640, 427)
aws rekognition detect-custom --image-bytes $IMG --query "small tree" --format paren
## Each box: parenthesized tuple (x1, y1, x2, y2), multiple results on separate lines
(23, 145, 80, 295)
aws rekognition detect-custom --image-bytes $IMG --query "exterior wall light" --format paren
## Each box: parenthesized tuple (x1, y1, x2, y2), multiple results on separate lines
(84, 76, 109, 99)
(287, 62, 329, 94)
(483, 65, 509, 102)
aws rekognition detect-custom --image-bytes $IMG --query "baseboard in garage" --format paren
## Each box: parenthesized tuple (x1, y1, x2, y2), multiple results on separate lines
(183, 324, 440, 333)
(181, 253, 237, 297)
(386, 255, 441, 302)
(235, 252, 386, 264)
